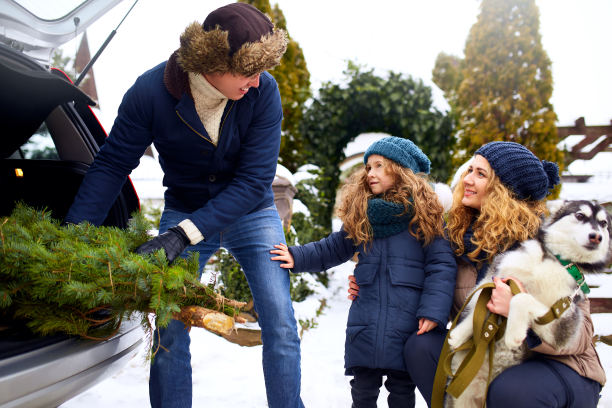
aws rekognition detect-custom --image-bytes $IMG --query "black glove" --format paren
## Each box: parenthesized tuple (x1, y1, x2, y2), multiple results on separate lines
(135, 226, 190, 263)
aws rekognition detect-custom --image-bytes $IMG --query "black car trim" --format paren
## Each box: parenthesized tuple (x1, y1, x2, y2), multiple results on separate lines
(0, 59, 93, 158)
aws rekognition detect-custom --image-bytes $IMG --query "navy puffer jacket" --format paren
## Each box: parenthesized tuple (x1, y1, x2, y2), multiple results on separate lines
(66, 52, 282, 238)
(290, 228, 456, 373)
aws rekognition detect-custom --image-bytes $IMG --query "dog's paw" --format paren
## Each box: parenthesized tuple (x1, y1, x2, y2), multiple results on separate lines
(504, 293, 541, 348)
(504, 325, 527, 348)
(448, 325, 471, 349)
(448, 332, 461, 349)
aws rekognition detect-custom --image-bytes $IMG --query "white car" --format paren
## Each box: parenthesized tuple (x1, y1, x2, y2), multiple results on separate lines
(0, 1, 144, 407)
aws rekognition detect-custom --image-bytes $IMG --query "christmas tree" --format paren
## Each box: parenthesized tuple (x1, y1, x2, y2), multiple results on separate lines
(0, 203, 244, 343)
(433, 0, 563, 177)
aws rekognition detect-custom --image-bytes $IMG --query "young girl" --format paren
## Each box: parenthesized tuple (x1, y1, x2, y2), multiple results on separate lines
(270, 136, 457, 407)
(400, 141, 604, 407)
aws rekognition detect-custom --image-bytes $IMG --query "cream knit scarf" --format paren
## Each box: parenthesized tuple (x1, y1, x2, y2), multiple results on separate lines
(188, 72, 228, 146)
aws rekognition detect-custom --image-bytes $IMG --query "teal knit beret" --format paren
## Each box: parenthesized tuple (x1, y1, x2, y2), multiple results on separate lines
(363, 136, 431, 174)
(475, 141, 560, 201)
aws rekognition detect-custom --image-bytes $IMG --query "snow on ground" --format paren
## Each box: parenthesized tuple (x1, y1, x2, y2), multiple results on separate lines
(129, 155, 166, 201)
(61, 260, 428, 407)
(62, 148, 612, 407)
(561, 150, 612, 204)
(60, 257, 612, 407)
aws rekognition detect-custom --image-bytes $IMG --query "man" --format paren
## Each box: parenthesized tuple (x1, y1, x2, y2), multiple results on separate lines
(65, 3, 304, 407)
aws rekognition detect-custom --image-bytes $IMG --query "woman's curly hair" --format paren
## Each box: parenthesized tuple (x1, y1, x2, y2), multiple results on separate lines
(447, 166, 547, 265)
(336, 157, 444, 247)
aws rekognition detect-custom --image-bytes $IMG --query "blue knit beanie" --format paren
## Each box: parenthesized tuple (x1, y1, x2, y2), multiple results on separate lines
(363, 136, 431, 174)
(474, 141, 560, 201)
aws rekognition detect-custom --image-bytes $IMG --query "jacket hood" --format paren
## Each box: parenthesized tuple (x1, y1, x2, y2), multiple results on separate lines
(164, 51, 190, 100)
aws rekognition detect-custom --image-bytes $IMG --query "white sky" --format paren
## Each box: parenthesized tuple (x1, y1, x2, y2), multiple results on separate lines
(60, 0, 612, 132)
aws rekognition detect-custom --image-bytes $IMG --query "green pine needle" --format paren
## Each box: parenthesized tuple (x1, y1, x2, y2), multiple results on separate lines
(0, 203, 240, 340)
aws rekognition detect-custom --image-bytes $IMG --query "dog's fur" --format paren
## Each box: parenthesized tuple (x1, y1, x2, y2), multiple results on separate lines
(446, 200, 612, 407)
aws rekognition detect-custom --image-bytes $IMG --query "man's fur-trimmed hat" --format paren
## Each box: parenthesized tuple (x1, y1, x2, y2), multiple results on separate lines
(177, 3, 288, 77)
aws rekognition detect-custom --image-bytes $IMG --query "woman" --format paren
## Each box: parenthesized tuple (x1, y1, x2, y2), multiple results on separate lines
(351, 141, 605, 407)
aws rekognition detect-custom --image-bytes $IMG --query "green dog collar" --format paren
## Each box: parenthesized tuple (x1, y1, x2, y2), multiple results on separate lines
(555, 255, 590, 294)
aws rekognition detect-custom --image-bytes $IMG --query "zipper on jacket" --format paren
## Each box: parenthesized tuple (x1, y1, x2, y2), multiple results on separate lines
(375, 240, 389, 368)
(175, 110, 214, 146)
(175, 100, 235, 146)
(218, 100, 236, 138)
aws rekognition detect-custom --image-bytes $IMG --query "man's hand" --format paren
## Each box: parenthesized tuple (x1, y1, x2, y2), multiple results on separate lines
(270, 243, 294, 268)
(135, 226, 190, 263)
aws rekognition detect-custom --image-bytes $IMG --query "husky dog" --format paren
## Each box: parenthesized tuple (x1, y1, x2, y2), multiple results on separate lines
(446, 200, 612, 407)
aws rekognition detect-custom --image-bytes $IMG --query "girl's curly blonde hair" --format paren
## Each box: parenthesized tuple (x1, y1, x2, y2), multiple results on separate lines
(336, 157, 444, 247)
(447, 166, 547, 265)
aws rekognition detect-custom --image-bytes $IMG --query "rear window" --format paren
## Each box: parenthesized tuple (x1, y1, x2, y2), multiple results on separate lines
(14, 124, 59, 160)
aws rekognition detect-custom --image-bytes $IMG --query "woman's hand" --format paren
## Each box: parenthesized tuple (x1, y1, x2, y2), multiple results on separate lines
(270, 243, 295, 268)
(347, 275, 360, 300)
(487, 276, 526, 317)
(417, 318, 438, 335)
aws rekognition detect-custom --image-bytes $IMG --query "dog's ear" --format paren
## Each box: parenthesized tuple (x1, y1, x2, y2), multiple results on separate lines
(546, 199, 565, 216)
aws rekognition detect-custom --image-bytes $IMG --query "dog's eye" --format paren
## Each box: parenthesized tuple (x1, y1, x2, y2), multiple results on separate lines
(575, 213, 585, 221)
(600, 220, 608, 228)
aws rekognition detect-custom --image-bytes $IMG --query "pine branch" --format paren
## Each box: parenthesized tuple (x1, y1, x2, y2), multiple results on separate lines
(0, 203, 245, 341)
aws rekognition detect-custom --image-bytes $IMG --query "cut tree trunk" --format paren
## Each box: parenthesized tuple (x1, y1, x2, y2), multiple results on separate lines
(175, 305, 247, 336)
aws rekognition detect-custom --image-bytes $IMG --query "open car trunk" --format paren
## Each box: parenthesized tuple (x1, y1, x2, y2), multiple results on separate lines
(0, 37, 143, 408)
(0, 47, 138, 226)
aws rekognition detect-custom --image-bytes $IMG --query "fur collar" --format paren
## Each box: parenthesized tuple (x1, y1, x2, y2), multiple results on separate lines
(177, 22, 287, 77)
(164, 51, 191, 100)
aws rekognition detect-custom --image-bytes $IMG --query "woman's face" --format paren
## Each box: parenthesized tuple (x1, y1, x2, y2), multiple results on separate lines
(366, 154, 395, 195)
(461, 155, 491, 210)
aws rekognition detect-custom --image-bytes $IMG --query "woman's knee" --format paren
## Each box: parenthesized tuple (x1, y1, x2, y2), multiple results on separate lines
(403, 329, 446, 366)
(486, 375, 518, 407)
(487, 365, 565, 408)
(403, 333, 425, 363)
(486, 377, 551, 407)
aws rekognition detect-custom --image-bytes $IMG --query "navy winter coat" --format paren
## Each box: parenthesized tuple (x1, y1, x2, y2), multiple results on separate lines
(290, 228, 456, 373)
(66, 53, 282, 238)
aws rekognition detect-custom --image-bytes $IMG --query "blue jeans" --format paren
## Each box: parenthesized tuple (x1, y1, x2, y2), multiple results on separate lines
(149, 207, 304, 408)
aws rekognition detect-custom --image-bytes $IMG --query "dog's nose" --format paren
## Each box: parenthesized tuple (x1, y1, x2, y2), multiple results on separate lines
(589, 232, 602, 244)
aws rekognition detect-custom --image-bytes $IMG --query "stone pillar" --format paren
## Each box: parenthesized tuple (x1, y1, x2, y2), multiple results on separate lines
(272, 175, 297, 231)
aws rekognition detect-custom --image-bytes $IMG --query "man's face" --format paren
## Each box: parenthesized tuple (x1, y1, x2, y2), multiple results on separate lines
(204, 72, 261, 100)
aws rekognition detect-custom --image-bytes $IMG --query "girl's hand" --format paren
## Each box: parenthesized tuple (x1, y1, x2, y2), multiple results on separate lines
(487, 276, 525, 317)
(348, 275, 360, 300)
(417, 318, 438, 335)
(270, 243, 295, 268)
